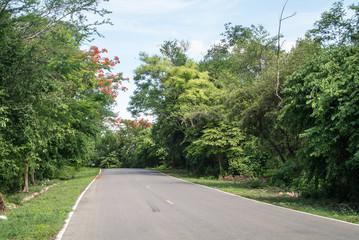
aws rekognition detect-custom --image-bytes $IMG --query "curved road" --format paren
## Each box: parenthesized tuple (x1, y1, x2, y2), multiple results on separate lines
(61, 168, 359, 240)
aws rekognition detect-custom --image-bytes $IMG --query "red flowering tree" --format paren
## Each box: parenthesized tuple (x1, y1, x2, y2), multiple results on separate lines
(103, 117, 154, 167)
(86, 46, 128, 101)
(104, 117, 153, 136)
(67, 45, 128, 103)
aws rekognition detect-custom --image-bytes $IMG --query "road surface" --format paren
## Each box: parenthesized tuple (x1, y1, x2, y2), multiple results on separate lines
(61, 168, 359, 240)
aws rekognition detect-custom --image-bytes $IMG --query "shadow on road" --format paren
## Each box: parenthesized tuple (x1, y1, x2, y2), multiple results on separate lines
(100, 168, 164, 176)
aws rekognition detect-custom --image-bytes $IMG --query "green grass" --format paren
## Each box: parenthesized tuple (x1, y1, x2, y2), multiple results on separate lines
(0, 168, 99, 240)
(4, 179, 60, 206)
(158, 168, 359, 224)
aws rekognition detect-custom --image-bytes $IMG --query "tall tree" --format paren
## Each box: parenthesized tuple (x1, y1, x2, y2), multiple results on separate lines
(0, 0, 125, 193)
(308, 0, 359, 46)
(281, 45, 359, 200)
(160, 39, 190, 67)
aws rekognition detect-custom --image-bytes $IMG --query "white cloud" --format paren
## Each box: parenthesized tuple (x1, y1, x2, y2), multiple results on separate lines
(282, 41, 296, 52)
(110, 19, 160, 34)
(103, 0, 199, 15)
(188, 40, 210, 61)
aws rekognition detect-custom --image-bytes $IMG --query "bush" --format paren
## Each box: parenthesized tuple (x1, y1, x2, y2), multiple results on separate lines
(99, 151, 122, 168)
(56, 166, 76, 180)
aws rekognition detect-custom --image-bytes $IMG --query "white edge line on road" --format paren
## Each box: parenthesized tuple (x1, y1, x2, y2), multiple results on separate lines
(155, 170, 359, 227)
(56, 169, 102, 240)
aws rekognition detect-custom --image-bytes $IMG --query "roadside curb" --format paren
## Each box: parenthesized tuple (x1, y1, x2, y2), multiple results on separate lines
(156, 170, 359, 227)
(21, 183, 60, 204)
(56, 169, 102, 240)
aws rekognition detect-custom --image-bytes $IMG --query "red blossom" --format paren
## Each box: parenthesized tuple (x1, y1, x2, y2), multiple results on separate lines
(81, 46, 128, 101)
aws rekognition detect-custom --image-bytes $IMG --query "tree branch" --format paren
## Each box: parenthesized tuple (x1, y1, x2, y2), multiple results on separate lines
(0, 0, 11, 16)
(24, 2, 91, 40)
(275, 0, 296, 101)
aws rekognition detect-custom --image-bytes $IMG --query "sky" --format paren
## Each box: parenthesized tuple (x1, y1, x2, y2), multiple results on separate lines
(85, 0, 358, 120)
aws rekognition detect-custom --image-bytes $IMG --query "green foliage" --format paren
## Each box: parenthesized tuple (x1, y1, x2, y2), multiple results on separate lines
(56, 166, 76, 180)
(184, 121, 244, 177)
(128, 43, 195, 169)
(93, 130, 121, 167)
(228, 137, 269, 177)
(125, 130, 162, 168)
(129, 23, 293, 179)
(0, 0, 119, 193)
(99, 151, 122, 168)
(308, 1, 359, 46)
(128, 52, 172, 117)
(281, 45, 359, 200)
(200, 23, 276, 82)
(160, 39, 190, 66)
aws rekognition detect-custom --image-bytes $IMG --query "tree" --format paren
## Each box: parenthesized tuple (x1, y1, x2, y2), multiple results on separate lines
(281, 45, 359, 200)
(0, 193, 7, 214)
(160, 39, 190, 67)
(201, 23, 293, 167)
(275, 0, 296, 100)
(308, 1, 359, 46)
(103, 117, 154, 167)
(200, 23, 276, 83)
(0, 0, 125, 193)
(1, 0, 110, 41)
(128, 41, 193, 168)
(163, 61, 223, 170)
(184, 120, 244, 177)
(128, 52, 171, 117)
(278, 1, 359, 200)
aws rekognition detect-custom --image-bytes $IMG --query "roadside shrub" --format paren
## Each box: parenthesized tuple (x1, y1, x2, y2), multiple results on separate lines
(99, 151, 122, 168)
(56, 166, 76, 180)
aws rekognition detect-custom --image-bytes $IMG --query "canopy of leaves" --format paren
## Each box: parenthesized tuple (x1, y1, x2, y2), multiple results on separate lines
(281, 45, 359, 200)
(0, 0, 125, 193)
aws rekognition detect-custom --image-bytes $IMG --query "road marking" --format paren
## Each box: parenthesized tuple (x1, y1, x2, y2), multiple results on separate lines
(146, 185, 150, 189)
(166, 200, 174, 205)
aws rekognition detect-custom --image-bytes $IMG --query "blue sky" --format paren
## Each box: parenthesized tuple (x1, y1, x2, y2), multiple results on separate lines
(86, 0, 358, 120)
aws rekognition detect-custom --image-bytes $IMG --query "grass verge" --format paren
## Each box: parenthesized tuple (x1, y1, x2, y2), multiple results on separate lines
(158, 168, 359, 224)
(0, 168, 99, 240)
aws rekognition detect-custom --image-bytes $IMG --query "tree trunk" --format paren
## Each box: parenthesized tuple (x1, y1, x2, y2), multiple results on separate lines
(30, 171, 35, 185)
(0, 193, 7, 214)
(265, 135, 287, 163)
(218, 150, 224, 177)
(21, 164, 29, 193)
(172, 149, 176, 168)
(275, 0, 296, 101)
(279, 127, 296, 157)
(257, 121, 287, 163)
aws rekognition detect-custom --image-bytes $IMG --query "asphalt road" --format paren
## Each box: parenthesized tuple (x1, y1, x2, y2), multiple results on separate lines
(61, 168, 359, 240)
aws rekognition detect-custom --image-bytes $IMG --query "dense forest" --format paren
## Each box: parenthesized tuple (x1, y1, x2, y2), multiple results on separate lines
(1, 0, 359, 202)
